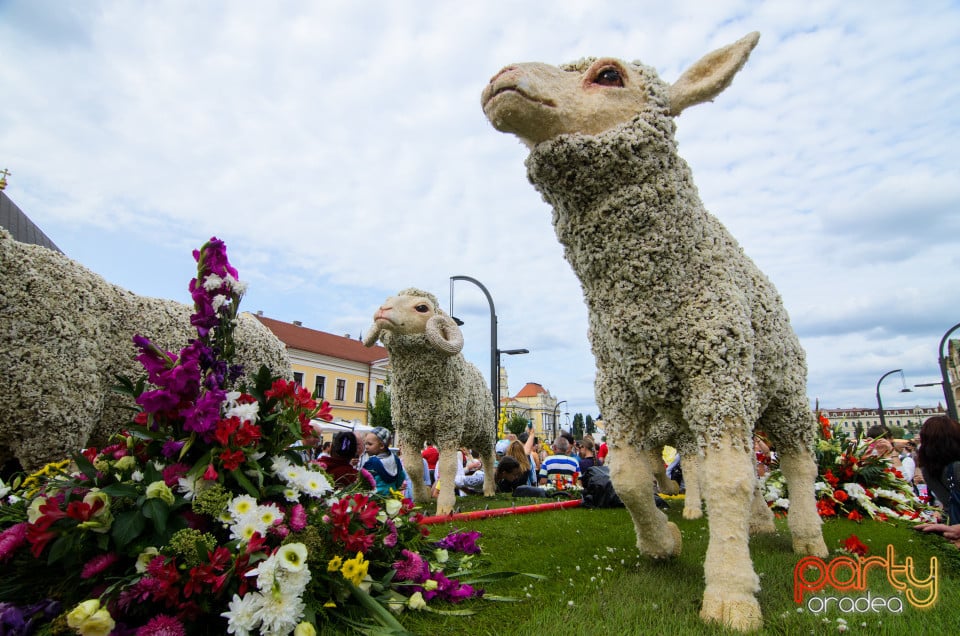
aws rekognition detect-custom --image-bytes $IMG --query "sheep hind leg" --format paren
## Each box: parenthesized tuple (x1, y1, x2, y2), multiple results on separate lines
(749, 476, 776, 534)
(607, 444, 681, 558)
(650, 448, 679, 495)
(681, 454, 703, 520)
(698, 430, 762, 632)
(779, 447, 828, 556)
(434, 447, 459, 516)
(402, 441, 431, 504)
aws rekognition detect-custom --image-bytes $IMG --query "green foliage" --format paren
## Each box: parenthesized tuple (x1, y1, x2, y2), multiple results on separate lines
(505, 414, 529, 436)
(367, 388, 393, 431)
(571, 413, 585, 439)
(585, 414, 595, 435)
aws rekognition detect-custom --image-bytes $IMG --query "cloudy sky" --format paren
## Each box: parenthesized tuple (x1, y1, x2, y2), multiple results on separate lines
(3, 1, 959, 423)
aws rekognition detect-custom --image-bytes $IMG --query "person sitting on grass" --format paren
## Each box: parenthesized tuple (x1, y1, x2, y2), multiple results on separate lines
(316, 431, 359, 488)
(539, 436, 580, 487)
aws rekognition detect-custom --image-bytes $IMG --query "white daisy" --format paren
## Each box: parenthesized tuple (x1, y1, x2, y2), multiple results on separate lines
(222, 592, 262, 636)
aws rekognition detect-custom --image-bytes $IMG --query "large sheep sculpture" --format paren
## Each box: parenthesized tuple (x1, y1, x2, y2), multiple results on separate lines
(481, 33, 827, 630)
(363, 288, 496, 515)
(0, 228, 292, 471)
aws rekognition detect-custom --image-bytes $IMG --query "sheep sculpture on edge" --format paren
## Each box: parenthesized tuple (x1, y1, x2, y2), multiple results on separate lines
(363, 288, 496, 516)
(481, 32, 828, 630)
(0, 228, 292, 472)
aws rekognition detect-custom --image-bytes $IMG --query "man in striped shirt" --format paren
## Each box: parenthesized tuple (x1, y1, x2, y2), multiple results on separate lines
(539, 436, 580, 486)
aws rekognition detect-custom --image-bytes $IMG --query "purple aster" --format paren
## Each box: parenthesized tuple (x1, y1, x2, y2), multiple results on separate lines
(161, 440, 186, 459)
(434, 530, 482, 554)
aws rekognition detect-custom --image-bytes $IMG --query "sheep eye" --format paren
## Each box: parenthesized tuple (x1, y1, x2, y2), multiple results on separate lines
(414, 304, 430, 313)
(594, 68, 624, 87)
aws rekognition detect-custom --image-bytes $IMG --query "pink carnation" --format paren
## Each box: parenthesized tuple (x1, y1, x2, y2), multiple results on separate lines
(81, 552, 120, 579)
(136, 614, 186, 636)
(289, 503, 307, 531)
(0, 522, 28, 562)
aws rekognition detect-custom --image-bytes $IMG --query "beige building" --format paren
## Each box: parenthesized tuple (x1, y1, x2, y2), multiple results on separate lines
(499, 371, 563, 441)
(254, 314, 389, 425)
(820, 405, 945, 438)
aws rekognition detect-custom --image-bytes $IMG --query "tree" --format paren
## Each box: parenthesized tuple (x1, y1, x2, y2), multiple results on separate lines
(585, 414, 596, 436)
(506, 413, 529, 436)
(571, 413, 585, 439)
(367, 388, 392, 431)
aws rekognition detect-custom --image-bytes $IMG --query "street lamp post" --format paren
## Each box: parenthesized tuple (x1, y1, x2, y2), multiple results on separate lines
(551, 400, 567, 441)
(449, 275, 528, 427)
(937, 322, 960, 422)
(876, 369, 911, 429)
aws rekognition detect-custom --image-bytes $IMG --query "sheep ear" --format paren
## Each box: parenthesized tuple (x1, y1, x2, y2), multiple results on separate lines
(362, 324, 382, 347)
(667, 32, 759, 116)
(425, 315, 464, 355)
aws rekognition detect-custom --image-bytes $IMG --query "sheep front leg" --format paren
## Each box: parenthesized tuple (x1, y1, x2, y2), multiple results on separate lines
(480, 448, 496, 498)
(698, 429, 762, 632)
(779, 447, 828, 556)
(401, 440, 430, 503)
(434, 446, 459, 516)
(650, 448, 679, 495)
(608, 443, 681, 558)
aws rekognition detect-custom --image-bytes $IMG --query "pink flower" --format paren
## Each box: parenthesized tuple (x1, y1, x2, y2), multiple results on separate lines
(289, 504, 307, 532)
(136, 614, 187, 636)
(393, 549, 429, 583)
(81, 552, 120, 579)
(0, 522, 28, 562)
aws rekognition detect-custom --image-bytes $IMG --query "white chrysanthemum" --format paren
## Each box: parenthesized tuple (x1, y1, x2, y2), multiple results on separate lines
(225, 275, 248, 294)
(277, 543, 309, 573)
(774, 498, 790, 509)
(203, 273, 224, 291)
(231, 517, 268, 544)
(283, 488, 301, 502)
(256, 504, 283, 527)
(253, 591, 304, 636)
(222, 592, 262, 636)
(228, 494, 259, 520)
(297, 470, 332, 498)
(225, 401, 260, 424)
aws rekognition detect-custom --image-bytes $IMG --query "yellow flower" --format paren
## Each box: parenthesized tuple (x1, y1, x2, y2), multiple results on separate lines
(327, 556, 343, 572)
(294, 622, 317, 636)
(323, 601, 337, 608)
(340, 552, 369, 587)
(407, 591, 427, 610)
(113, 455, 136, 471)
(66, 599, 115, 636)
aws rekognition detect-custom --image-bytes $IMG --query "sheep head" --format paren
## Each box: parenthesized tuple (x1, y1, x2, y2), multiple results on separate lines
(481, 32, 759, 147)
(363, 288, 464, 355)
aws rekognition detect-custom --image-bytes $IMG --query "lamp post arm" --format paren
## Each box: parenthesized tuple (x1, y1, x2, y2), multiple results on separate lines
(450, 275, 498, 419)
(876, 369, 902, 429)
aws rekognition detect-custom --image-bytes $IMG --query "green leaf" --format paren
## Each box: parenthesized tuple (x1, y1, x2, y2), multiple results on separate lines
(100, 483, 141, 499)
(142, 498, 169, 534)
(72, 452, 99, 480)
(112, 510, 147, 547)
(231, 469, 259, 498)
(458, 571, 546, 584)
(47, 535, 74, 565)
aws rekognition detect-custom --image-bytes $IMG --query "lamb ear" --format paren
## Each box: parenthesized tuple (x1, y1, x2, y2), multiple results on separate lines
(667, 31, 759, 116)
(425, 315, 464, 355)
(362, 324, 382, 347)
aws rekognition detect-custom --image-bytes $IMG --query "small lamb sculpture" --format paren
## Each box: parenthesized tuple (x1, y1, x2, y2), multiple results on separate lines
(363, 288, 496, 515)
(0, 228, 292, 471)
(482, 33, 827, 630)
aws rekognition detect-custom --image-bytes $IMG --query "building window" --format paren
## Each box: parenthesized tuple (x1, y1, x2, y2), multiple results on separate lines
(314, 376, 326, 399)
(293, 372, 304, 387)
(376, 384, 385, 396)
(355, 382, 365, 403)
(335, 379, 346, 401)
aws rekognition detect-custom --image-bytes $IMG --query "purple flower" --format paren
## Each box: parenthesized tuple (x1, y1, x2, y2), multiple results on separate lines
(133, 336, 176, 382)
(81, 552, 120, 579)
(161, 440, 186, 459)
(392, 549, 429, 583)
(383, 519, 398, 548)
(136, 614, 186, 636)
(434, 530, 482, 554)
(426, 571, 480, 603)
(194, 237, 238, 280)
(136, 388, 181, 413)
(358, 468, 377, 490)
(180, 388, 225, 439)
(0, 522, 28, 562)
(0, 599, 61, 636)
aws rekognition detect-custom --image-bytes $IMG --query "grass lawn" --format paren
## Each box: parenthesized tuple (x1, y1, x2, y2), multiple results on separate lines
(363, 495, 960, 636)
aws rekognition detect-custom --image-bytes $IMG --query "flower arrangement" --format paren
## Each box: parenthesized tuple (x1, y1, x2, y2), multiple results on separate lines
(0, 238, 512, 635)
(761, 414, 936, 523)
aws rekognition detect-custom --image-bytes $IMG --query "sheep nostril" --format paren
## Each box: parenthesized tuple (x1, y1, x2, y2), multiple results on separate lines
(489, 66, 517, 84)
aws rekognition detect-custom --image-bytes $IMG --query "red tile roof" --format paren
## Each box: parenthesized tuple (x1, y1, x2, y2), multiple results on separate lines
(515, 382, 547, 398)
(253, 314, 388, 363)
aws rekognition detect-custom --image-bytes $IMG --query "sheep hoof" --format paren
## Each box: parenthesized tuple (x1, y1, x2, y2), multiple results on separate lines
(639, 521, 682, 558)
(700, 590, 762, 632)
(661, 479, 680, 496)
(435, 504, 454, 516)
(792, 535, 829, 558)
(682, 506, 703, 520)
(749, 518, 776, 534)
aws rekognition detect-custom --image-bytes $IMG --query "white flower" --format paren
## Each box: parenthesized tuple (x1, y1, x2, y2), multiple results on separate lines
(384, 498, 403, 516)
(774, 498, 790, 509)
(225, 275, 248, 294)
(256, 503, 283, 527)
(283, 488, 301, 502)
(0, 478, 9, 499)
(407, 591, 427, 610)
(277, 543, 309, 573)
(225, 401, 260, 424)
(297, 471, 333, 498)
(130, 470, 144, 482)
(222, 592, 261, 636)
(228, 494, 259, 520)
(434, 549, 449, 564)
(230, 518, 268, 544)
(203, 274, 224, 291)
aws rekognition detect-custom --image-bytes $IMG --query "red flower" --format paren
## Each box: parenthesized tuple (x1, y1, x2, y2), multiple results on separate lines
(202, 464, 218, 481)
(315, 400, 333, 422)
(219, 449, 246, 471)
(823, 470, 839, 487)
(841, 534, 869, 556)
(264, 379, 296, 401)
(847, 510, 863, 522)
(833, 489, 849, 502)
(234, 422, 262, 446)
(816, 499, 836, 517)
(214, 417, 240, 447)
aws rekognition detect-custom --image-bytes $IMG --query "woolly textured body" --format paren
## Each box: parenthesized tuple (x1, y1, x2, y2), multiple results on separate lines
(0, 229, 291, 470)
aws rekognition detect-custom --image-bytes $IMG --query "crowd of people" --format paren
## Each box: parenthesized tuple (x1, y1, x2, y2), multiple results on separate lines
(303, 415, 960, 549)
